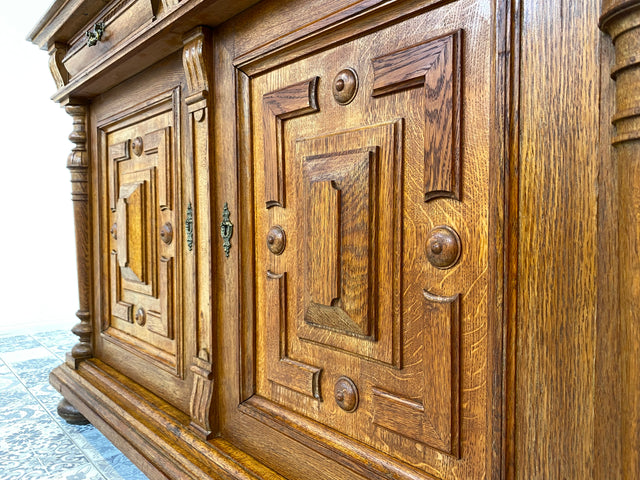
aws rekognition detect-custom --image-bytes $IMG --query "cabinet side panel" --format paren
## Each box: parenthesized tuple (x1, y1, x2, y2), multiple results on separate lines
(516, 0, 600, 477)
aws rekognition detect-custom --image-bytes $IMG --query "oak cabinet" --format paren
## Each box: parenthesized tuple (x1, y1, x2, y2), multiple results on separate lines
(28, 0, 640, 478)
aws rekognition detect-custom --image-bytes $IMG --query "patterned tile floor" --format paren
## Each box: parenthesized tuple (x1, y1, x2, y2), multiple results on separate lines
(0, 329, 148, 480)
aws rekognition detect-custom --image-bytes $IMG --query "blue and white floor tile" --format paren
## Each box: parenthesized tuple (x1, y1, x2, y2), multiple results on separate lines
(0, 329, 148, 480)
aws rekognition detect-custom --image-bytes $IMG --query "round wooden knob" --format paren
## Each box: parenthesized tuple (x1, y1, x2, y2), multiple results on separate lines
(332, 68, 358, 105)
(334, 376, 359, 412)
(132, 136, 143, 156)
(160, 222, 173, 245)
(135, 307, 146, 326)
(426, 225, 461, 269)
(266, 225, 286, 255)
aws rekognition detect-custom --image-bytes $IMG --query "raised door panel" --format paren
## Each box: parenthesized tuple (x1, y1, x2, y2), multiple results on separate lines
(96, 84, 191, 412)
(240, 1, 490, 478)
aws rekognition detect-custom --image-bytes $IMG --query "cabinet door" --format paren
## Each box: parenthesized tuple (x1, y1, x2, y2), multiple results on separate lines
(95, 83, 191, 413)
(240, 1, 492, 478)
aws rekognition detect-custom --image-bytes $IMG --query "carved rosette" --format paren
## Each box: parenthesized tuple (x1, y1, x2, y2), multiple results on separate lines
(182, 26, 216, 439)
(600, 2, 640, 478)
(65, 105, 93, 369)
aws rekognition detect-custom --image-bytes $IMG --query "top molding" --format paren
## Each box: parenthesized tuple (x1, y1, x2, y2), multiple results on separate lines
(28, 0, 111, 50)
(27, 0, 261, 103)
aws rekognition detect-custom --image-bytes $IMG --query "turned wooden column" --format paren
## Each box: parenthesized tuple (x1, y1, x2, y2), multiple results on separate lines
(65, 105, 93, 369)
(600, 2, 640, 478)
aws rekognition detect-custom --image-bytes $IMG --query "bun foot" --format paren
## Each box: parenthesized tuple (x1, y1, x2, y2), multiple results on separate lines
(57, 398, 90, 425)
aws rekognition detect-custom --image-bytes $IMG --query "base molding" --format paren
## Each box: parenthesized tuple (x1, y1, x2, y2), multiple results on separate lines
(49, 361, 282, 480)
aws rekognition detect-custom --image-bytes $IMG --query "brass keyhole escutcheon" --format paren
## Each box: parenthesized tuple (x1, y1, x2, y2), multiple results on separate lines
(332, 68, 358, 105)
(426, 225, 461, 269)
(221, 202, 233, 258)
(334, 376, 359, 413)
(266, 225, 286, 255)
(185, 202, 194, 252)
(135, 307, 146, 326)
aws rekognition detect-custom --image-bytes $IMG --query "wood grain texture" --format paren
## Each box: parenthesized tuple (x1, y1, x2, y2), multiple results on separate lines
(240, 1, 493, 478)
(262, 77, 319, 208)
(516, 0, 600, 478)
(182, 26, 217, 439)
(50, 360, 286, 480)
(39, 0, 640, 477)
(226, 53, 372, 480)
(499, 1, 521, 478)
(65, 104, 93, 370)
(302, 146, 378, 338)
(62, 0, 154, 79)
(90, 55, 194, 416)
(600, 3, 640, 478)
(372, 31, 462, 202)
(48, 42, 70, 89)
(101, 89, 181, 379)
(594, 31, 622, 480)
(30, 0, 264, 103)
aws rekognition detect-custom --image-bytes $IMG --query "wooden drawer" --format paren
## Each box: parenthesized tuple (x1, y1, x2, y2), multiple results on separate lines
(63, 0, 154, 79)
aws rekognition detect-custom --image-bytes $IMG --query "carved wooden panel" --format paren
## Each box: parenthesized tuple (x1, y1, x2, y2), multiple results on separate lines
(242, 3, 490, 478)
(295, 121, 402, 365)
(372, 31, 462, 202)
(98, 87, 185, 391)
(262, 77, 319, 208)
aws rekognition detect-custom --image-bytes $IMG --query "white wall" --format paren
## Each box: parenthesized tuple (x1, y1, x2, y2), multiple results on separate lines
(0, 2, 79, 334)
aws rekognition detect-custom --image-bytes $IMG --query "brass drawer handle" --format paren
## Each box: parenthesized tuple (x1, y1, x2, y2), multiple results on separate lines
(86, 22, 105, 47)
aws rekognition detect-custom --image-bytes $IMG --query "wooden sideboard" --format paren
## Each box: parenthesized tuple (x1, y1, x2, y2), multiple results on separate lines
(28, 0, 640, 478)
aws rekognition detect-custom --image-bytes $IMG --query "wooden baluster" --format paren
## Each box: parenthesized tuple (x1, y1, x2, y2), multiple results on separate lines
(65, 105, 93, 369)
(55, 104, 92, 426)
